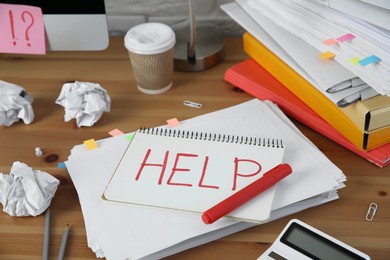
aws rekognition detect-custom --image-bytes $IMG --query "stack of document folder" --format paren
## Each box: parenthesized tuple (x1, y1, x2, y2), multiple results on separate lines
(221, 0, 390, 164)
(65, 99, 345, 259)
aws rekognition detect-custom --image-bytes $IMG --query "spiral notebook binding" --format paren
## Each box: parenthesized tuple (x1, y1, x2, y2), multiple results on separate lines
(138, 127, 284, 148)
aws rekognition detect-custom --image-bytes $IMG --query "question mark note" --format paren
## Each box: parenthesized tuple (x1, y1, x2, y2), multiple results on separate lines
(0, 4, 45, 54)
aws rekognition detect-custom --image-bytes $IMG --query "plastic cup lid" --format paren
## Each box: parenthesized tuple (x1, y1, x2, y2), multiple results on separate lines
(124, 23, 176, 55)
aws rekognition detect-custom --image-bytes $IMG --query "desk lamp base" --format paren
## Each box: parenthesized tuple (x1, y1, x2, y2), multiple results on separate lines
(174, 27, 225, 72)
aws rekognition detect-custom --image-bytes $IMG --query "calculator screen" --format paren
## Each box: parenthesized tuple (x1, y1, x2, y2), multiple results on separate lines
(280, 222, 366, 260)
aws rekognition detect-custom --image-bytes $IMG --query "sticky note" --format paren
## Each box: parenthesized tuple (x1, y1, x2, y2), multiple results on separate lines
(126, 134, 134, 141)
(358, 55, 381, 66)
(167, 118, 181, 127)
(57, 162, 66, 169)
(84, 139, 98, 150)
(349, 57, 360, 65)
(337, 33, 355, 42)
(323, 38, 338, 46)
(320, 51, 336, 60)
(0, 4, 46, 54)
(109, 128, 125, 137)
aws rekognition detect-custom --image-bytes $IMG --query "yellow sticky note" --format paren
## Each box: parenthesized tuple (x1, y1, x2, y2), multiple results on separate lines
(84, 139, 98, 150)
(167, 118, 180, 127)
(349, 57, 360, 65)
(320, 51, 335, 60)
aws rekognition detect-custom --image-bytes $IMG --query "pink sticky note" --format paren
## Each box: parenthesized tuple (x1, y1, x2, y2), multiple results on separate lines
(0, 4, 46, 54)
(337, 33, 355, 42)
(323, 38, 338, 46)
(167, 118, 181, 127)
(109, 128, 125, 137)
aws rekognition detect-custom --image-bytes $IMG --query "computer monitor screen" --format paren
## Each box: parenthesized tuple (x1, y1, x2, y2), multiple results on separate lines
(1, 0, 109, 50)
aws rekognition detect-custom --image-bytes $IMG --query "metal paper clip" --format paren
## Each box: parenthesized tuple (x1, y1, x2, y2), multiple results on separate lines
(365, 203, 378, 221)
(183, 100, 203, 109)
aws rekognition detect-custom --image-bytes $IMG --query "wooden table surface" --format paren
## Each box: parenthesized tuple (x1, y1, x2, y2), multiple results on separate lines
(0, 37, 389, 260)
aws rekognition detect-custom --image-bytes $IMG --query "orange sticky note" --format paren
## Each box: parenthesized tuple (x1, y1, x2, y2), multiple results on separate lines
(84, 139, 98, 150)
(323, 38, 338, 46)
(0, 4, 46, 54)
(167, 118, 180, 127)
(320, 51, 336, 60)
(109, 128, 125, 137)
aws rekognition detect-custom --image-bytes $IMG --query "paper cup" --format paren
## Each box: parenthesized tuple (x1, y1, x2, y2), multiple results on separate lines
(124, 23, 176, 94)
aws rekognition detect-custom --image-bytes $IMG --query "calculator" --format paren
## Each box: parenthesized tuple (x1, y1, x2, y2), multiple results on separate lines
(258, 219, 370, 260)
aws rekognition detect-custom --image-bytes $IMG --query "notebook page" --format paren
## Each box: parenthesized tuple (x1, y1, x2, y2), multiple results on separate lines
(103, 129, 285, 223)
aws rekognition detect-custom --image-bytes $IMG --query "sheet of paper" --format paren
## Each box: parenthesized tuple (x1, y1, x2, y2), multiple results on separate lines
(66, 99, 344, 259)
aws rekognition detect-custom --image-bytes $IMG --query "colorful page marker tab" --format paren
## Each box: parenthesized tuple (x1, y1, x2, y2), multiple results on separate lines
(57, 162, 66, 169)
(320, 51, 336, 60)
(358, 55, 381, 66)
(337, 33, 355, 42)
(126, 134, 134, 141)
(84, 139, 98, 150)
(0, 4, 46, 54)
(349, 57, 360, 65)
(109, 128, 125, 137)
(167, 118, 181, 127)
(323, 38, 338, 46)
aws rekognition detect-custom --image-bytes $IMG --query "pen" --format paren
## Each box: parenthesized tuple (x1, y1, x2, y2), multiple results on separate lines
(58, 224, 70, 260)
(201, 163, 292, 224)
(42, 208, 51, 260)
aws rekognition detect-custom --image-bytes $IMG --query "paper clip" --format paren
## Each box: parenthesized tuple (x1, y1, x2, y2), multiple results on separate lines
(365, 203, 378, 221)
(183, 100, 203, 109)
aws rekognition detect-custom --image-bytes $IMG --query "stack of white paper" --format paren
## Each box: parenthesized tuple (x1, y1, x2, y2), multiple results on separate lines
(222, 0, 390, 107)
(65, 99, 345, 259)
(242, 0, 390, 97)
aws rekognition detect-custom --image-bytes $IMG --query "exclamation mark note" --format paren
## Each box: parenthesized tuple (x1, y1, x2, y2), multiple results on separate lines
(0, 3, 46, 54)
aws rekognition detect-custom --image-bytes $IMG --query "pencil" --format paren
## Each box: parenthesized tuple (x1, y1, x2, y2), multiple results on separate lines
(57, 224, 70, 260)
(42, 208, 51, 260)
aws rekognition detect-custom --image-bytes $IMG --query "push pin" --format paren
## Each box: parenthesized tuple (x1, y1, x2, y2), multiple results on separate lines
(35, 147, 43, 157)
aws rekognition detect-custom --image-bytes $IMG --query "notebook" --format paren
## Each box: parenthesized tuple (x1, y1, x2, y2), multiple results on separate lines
(103, 128, 286, 223)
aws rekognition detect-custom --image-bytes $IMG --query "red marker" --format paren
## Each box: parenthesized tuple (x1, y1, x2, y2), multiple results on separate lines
(201, 163, 292, 224)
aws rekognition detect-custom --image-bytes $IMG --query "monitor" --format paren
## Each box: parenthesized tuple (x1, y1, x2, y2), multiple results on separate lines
(0, 0, 109, 51)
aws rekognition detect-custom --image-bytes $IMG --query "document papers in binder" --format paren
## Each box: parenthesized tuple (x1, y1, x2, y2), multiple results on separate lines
(245, 0, 390, 96)
(225, 0, 379, 107)
(65, 99, 345, 259)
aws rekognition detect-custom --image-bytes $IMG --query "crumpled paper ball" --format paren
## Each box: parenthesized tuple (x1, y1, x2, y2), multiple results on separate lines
(55, 81, 111, 127)
(0, 161, 60, 217)
(0, 80, 34, 126)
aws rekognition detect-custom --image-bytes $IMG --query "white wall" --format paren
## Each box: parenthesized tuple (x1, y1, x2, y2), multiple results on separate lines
(105, 0, 244, 36)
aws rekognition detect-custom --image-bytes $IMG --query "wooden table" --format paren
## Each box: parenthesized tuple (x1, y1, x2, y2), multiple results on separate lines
(0, 37, 389, 259)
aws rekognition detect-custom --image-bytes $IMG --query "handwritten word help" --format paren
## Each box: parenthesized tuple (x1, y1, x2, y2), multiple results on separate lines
(134, 149, 263, 191)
